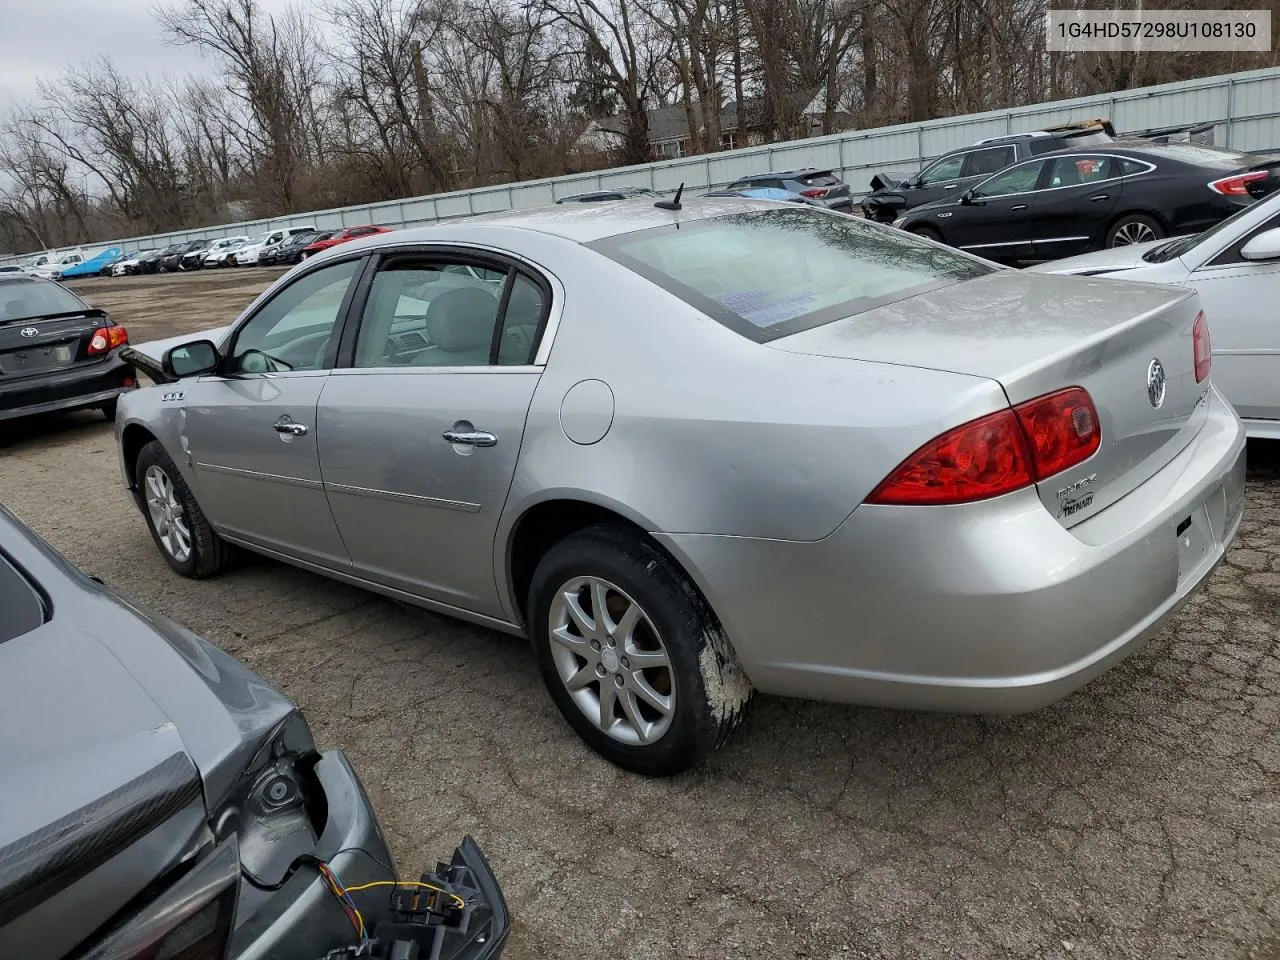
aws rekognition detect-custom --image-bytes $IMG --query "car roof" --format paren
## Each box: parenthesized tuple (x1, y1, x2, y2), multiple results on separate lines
(1031, 141, 1251, 167)
(736, 167, 832, 180)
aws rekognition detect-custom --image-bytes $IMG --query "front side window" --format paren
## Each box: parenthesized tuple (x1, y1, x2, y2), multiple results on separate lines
(228, 259, 361, 374)
(917, 154, 965, 185)
(589, 207, 993, 343)
(353, 257, 544, 368)
(961, 146, 1015, 178)
(971, 160, 1046, 198)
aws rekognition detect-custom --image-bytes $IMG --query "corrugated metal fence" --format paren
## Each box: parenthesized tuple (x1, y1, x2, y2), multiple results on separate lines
(8, 65, 1280, 264)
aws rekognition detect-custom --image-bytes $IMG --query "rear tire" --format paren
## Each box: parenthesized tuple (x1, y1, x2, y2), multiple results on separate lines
(1106, 213, 1165, 248)
(135, 440, 235, 579)
(528, 525, 753, 776)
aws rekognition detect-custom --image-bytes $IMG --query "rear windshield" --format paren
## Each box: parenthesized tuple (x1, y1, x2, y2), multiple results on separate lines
(1145, 144, 1253, 168)
(0, 279, 91, 323)
(589, 208, 995, 342)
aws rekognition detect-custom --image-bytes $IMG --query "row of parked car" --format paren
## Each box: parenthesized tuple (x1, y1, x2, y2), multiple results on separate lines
(6, 225, 395, 282)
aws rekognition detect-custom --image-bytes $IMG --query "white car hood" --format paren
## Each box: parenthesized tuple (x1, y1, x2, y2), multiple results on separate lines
(1029, 238, 1192, 276)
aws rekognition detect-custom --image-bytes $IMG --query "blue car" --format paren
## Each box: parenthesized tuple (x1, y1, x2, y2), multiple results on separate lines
(58, 247, 124, 280)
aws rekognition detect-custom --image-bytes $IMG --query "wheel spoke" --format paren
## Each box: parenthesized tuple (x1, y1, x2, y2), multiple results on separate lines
(628, 674, 673, 717)
(565, 661, 597, 691)
(619, 690, 655, 743)
(613, 602, 642, 645)
(590, 580, 612, 633)
(624, 649, 669, 669)
(597, 680, 617, 731)
(550, 624, 590, 652)
(562, 590, 598, 640)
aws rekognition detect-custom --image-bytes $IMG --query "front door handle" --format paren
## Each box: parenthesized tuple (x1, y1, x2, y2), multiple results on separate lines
(942, 182, 958, 189)
(443, 430, 497, 447)
(1010, 203, 1028, 212)
(1089, 193, 1110, 201)
(273, 416, 308, 437)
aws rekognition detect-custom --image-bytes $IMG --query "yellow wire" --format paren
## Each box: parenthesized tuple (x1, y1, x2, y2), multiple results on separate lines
(342, 879, 467, 910)
(322, 866, 366, 938)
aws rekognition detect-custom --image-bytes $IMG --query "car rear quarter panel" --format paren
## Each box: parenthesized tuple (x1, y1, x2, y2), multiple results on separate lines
(494, 232, 1010, 546)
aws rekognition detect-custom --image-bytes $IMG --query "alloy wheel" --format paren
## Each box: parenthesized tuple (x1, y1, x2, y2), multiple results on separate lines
(1112, 221, 1156, 245)
(547, 576, 675, 746)
(144, 464, 192, 563)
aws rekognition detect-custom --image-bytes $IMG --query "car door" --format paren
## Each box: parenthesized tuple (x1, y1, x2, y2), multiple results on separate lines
(316, 250, 550, 618)
(1187, 214, 1280, 423)
(946, 158, 1049, 260)
(903, 152, 968, 209)
(176, 256, 366, 568)
(1029, 155, 1124, 259)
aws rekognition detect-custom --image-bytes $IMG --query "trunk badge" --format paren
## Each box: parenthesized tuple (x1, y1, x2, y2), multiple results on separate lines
(20, 327, 38, 338)
(1147, 358, 1167, 408)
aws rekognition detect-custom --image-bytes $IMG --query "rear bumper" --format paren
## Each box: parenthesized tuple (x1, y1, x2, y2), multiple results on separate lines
(661, 386, 1247, 712)
(0, 354, 134, 421)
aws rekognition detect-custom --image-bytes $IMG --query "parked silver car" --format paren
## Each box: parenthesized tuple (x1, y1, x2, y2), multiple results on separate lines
(1030, 189, 1280, 439)
(116, 199, 1246, 775)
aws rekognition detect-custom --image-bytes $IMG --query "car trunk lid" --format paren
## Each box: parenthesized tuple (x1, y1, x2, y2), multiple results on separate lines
(0, 309, 115, 380)
(770, 270, 1207, 526)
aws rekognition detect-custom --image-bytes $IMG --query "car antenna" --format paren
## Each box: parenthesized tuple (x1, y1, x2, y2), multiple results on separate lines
(654, 183, 684, 211)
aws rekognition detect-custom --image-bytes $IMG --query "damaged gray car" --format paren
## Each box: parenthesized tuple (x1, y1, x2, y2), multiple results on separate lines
(0, 503, 507, 960)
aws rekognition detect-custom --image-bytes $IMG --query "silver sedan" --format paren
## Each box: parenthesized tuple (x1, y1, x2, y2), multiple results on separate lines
(116, 198, 1246, 775)
(1029, 189, 1280, 439)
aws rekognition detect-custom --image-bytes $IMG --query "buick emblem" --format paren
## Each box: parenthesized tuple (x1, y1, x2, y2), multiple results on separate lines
(19, 326, 38, 338)
(1147, 358, 1167, 409)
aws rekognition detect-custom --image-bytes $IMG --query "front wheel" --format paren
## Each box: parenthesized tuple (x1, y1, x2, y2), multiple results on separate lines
(135, 441, 235, 579)
(528, 525, 753, 776)
(908, 224, 943, 242)
(1106, 214, 1165, 247)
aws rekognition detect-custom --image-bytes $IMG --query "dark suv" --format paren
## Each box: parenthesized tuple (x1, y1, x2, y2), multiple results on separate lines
(724, 168, 853, 211)
(862, 119, 1214, 223)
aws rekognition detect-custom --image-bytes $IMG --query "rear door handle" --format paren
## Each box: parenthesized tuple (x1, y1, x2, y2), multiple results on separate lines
(272, 416, 308, 436)
(1010, 204, 1028, 211)
(1089, 193, 1110, 201)
(443, 430, 497, 447)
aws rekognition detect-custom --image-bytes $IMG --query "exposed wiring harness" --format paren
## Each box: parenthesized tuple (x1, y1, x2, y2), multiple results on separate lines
(240, 848, 467, 941)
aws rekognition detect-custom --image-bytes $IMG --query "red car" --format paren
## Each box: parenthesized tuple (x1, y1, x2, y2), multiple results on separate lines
(299, 225, 392, 259)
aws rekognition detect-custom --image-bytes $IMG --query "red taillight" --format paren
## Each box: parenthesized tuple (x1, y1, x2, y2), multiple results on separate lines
(1193, 310, 1211, 382)
(89, 324, 128, 355)
(868, 387, 1102, 506)
(800, 188, 830, 198)
(1013, 387, 1101, 480)
(1207, 171, 1267, 196)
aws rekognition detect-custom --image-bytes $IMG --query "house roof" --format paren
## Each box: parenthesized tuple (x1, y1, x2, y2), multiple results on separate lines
(591, 89, 827, 144)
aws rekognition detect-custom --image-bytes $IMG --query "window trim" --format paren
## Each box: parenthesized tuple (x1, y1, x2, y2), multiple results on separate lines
(215, 253, 372, 379)
(335, 245, 555, 372)
(969, 153, 1156, 201)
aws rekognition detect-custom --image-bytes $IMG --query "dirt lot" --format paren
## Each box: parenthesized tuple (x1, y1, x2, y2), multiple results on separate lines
(5, 270, 1280, 960)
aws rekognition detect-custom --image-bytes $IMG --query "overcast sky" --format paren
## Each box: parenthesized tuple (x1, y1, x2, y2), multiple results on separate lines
(0, 0, 213, 110)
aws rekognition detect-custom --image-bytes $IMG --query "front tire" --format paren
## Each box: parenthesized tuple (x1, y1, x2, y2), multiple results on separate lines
(909, 224, 943, 242)
(1106, 213, 1165, 248)
(135, 440, 234, 579)
(528, 525, 753, 776)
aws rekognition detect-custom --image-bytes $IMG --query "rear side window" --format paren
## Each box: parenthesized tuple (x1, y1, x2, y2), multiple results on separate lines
(0, 279, 91, 323)
(589, 208, 994, 343)
(1120, 158, 1151, 175)
(962, 146, 1016, 178)
(0, 552, 46, 644)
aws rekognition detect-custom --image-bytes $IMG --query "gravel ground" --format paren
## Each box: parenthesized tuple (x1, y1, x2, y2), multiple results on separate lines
(4, 270, 1279, 960)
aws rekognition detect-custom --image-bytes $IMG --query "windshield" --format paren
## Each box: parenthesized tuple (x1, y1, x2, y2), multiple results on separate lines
(589, 208, 994, 343)
(0, 278, 91, 323)
(1142, 198, 1275, 263)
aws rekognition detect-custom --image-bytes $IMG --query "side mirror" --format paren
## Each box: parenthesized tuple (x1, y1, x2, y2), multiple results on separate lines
(960, 190, 975, 205)
(164, 340, 220, 379)
(1240, 226, 1280, 261)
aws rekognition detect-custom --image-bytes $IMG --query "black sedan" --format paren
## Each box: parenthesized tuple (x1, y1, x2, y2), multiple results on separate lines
(895, 142, 1280, 263)
(159, 240, 207, 272)
(0, 274, 135, 422)
(0, 503, 509, 960)
(270, 229, 328, 266)
(137, 244, 184, 274)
